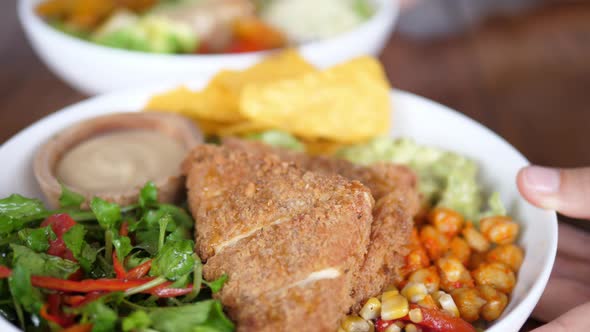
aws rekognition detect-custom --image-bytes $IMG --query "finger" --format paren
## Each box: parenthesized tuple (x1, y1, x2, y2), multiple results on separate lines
(557, 223, 590, 262)
(551, 254, 590, 284)
(532, 277, 590, 322)
(517, 166, 590, 219)
(532, 302, 590, 332)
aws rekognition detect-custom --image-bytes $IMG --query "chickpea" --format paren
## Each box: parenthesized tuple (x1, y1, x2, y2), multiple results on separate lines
(408, 267, 440, 294)
(436, 257, 474, 292)
(450, 287, 487, 322)
(472, 262, 516, 293)
(447, 237, 471, 266)
(462, 222, 490, 252)
(486, 244, 524, 272)
(428, 207, 464, 238)
(417, 294, 439, 309)
(480, 216, 519, 245)
(420, 225, 450, 261)
(401, 247, 431, 278)
(468, 251, 487, 270)
(478, 285, 508, 321)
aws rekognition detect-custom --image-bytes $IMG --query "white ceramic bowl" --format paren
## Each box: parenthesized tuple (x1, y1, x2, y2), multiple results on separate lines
(18, 0, 398, 95)
(0, 86, 557, 332)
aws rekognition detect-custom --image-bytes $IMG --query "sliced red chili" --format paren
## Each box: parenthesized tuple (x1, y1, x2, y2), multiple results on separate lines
(126, 260, 152, 280)
(0, 265, 11, 278)
(61, 323, 93, 332)
(402, 304, 476, 332)
(112, 252, 127, 279)
(40, 302, 75, 327)
(148, 283, 194, 298)
(31, 275, 152, 293)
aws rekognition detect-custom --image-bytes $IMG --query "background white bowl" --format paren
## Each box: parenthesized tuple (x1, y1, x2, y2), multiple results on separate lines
(0, 87, 556, 332)
(18, 0, 398, 95)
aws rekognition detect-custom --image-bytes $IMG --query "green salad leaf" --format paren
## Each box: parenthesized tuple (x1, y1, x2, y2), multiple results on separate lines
(113, 235, 132, 261)
(11, 244, 79, 279)
(8, 265, 43, 314)
(0, 195, 47, 235)
(91, 197, 121, 230)
(139, 181, 158, 209)
(122, 310, 151, 331)
(81, 300, 118, 332)
(17, 226, 56, 252)
(204, 274, 229, 294)
(63, 224, 98, 271)
(59, 184, 85, 208)
(149, 300, 234, 332)
(150, 239, 195, 281)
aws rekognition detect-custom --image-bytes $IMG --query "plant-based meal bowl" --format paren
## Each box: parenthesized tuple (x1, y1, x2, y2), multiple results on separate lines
(17, 0, 398, 95)
(0, 85, 557, 332)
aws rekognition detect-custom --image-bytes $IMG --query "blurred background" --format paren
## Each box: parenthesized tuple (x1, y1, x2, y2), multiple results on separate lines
(1, 0, 589, 169)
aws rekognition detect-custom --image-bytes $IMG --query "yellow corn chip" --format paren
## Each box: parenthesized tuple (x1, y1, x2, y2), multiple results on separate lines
(239, 56, 391, 143)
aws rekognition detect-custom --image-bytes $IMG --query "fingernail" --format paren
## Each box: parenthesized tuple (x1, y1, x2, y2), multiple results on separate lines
(523, 166, 561, 193)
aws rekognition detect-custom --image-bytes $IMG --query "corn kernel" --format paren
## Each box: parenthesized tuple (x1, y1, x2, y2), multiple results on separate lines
(408, 308, 424, 323)
(384, 324, 402, 332)
(401, 283, 428, 303)
(405, 323, 419, 332)
(381, 292, 409, 320)
(437, 293, 460, 317)
(341, 315, 372, 332)
(360, 298, 382, 320)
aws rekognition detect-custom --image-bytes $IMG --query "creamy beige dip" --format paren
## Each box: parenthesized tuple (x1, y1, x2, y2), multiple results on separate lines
(57, 130, 187, 193)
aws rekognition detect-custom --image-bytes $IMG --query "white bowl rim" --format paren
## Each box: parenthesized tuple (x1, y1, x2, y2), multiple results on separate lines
(0, 87, 557, 332)
(18, 0, 397, 61)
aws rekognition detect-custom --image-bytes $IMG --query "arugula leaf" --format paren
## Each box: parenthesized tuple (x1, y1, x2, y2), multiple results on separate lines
(150, 239, 195, 281)
(157, 204, 195, 229)
(158, 213, 173, 251)
(81, 300, 117, 332)
(113, 235, 132, 261)
(203, 274, 228, 294)
(17, 226, 56, 252)
(59, 184, 85, 208)
(149, 300, 234, 332)
(63, 224, 97, 271)
(122, 310, 151, 331)
(8, 265, 43, 314)
(90, 197, 121, 230)
(11, 244, 79, 279)
(139, 181, 158, 209)
(0, 195, 47, 235)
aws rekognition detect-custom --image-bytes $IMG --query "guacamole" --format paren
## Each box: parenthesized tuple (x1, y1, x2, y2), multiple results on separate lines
(337, 137, 505, 221)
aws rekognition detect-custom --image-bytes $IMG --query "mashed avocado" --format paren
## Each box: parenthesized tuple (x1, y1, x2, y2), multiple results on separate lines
(336, 137, 505, 221)
(245, 130, 305, 152)
(92, 10, 197, 54)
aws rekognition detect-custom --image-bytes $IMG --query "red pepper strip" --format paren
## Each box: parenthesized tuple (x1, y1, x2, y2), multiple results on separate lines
(147, 283, 194, 298)
(61, 323, 93, 332)
(119, 221, 129, 237)
(0, 265, 11, 278)
(70, 292, 106, 308)
(41, 214, 77, 262)
(40, 303, 75, 327)
(126, 260, 152, 280)
(62, 295, 85, 306)
(402, 304, 476, 332)
(63, 292, 105, 308)
(112, 252, 127, 279)
(31, 275, 153, 293)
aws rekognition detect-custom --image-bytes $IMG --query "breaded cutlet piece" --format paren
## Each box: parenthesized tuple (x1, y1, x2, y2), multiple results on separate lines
(221, 138, 420, 305)
(182, 145, 374, 332)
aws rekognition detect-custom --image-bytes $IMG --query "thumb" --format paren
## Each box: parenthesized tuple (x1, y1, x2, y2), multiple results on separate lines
(517, 166, 590, 219)
(532, 302, 590, 332)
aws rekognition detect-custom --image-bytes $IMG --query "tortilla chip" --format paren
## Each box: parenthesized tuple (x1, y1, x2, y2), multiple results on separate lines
(239, 56, 391, 143)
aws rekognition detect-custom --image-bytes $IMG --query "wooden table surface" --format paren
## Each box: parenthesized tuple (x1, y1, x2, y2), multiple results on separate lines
(2, 1, 590, 330)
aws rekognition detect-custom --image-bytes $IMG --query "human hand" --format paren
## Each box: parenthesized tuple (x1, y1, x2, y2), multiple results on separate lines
(517, 166, 590, 331)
